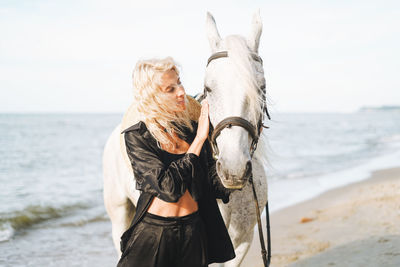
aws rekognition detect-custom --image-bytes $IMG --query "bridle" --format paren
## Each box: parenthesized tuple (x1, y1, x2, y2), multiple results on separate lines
(203, 50, 272, 267)
(203, 51, 271, 160)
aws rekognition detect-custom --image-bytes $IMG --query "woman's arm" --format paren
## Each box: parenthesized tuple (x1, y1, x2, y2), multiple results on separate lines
(187, 136, 206, 156)
(190, 99, 230, 202)
(124, 131, 201, 203)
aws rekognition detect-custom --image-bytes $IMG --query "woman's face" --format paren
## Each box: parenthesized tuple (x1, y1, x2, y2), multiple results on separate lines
(159, 69, 186, 112)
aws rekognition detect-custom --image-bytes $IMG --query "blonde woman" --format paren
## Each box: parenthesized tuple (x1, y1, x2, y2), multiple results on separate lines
(117, 57, 235, 267)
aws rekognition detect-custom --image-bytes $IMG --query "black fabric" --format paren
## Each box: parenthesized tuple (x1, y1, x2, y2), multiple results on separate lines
(119, 120, 235, 265)
(123, 126, 200, 203)
(117, 211, 208, 267)
(160, 150, 204, 202)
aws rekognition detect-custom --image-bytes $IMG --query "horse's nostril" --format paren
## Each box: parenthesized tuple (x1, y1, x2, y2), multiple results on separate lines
(216, 161, 228, 180)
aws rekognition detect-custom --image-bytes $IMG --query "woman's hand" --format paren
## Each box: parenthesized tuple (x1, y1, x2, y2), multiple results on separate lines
(187, 100, 209, 156)
(196, 99, 209, 141)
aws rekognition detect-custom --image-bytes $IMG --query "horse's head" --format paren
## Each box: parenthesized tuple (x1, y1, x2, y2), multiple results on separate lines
(204, 11, 268, 189)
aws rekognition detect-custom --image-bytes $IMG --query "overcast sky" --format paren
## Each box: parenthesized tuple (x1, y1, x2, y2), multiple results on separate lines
(1, 0, 399, 113)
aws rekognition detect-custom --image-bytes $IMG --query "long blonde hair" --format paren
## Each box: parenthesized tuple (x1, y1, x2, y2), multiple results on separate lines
(132, 57, 193, 147)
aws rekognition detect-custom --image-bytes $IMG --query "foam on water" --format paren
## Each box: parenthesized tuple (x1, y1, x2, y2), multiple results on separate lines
(0, 223, 14, 242)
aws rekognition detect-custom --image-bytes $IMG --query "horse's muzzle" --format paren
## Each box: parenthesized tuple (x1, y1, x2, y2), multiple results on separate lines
(217, 160, 252, 189)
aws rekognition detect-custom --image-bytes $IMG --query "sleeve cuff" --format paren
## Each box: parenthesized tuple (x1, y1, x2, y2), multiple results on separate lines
(181, 153, 201, 184)
(185, 152, 200, 164)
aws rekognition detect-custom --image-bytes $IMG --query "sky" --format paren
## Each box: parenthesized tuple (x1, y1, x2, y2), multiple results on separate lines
(0, 0, 399, 113)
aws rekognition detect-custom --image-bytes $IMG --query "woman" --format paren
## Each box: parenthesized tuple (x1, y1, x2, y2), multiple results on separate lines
(117, 57, 235, 267)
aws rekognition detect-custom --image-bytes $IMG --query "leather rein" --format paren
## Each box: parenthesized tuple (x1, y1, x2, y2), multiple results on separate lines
(204, 51, 271, 267)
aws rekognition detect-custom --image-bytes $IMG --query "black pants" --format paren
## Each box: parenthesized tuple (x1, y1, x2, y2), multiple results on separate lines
(117, 211, 208, 267)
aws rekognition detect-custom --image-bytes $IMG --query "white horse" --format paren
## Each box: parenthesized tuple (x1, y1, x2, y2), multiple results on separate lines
(103, 11, 269, 267)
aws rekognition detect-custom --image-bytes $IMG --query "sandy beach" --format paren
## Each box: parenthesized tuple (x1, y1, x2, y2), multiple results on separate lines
(242, 167, 400, 267)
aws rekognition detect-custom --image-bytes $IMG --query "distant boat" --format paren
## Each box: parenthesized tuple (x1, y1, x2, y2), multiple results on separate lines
(359, 105, 400, 112)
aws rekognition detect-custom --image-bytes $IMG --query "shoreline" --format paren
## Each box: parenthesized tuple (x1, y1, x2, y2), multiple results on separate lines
(242, 166, 400, 267)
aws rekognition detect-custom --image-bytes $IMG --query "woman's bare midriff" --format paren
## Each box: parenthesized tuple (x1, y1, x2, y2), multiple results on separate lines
(147, 190, 198, 217)
(147, 136, 198, 217)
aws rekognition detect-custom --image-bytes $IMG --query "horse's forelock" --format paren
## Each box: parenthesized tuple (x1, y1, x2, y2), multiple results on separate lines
(224, 35, 264, 125)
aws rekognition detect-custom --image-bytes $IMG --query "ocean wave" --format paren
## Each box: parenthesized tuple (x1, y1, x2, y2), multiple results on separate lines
(57, 213, 109, 227)
(0, 203, 89, 241)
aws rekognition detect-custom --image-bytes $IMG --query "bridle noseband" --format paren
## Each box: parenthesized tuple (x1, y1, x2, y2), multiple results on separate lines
(210, 116, 259, 158)
(204, 51, 271, 159)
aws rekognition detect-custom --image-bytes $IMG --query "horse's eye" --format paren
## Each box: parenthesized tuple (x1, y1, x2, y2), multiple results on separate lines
(204, 86, 212, 93)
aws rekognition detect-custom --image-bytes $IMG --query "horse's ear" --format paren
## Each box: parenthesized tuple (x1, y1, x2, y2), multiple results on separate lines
(206, 12, 221, 52)
(247, 9, 263, 53)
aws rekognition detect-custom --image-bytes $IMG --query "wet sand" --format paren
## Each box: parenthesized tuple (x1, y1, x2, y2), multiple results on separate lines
(242, 167, 400, 267)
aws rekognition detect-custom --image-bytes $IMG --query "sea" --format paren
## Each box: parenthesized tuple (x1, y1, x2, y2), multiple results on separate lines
(1, 111, 400, 266)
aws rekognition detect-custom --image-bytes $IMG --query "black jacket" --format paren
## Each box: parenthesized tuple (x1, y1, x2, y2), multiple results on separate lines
(119, 120, 235, 264)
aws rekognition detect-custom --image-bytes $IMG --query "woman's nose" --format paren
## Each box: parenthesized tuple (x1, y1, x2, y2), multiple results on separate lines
(176, 85, 185, 96)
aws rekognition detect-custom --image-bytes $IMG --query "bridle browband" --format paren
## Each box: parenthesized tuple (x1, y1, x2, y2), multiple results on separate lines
(206, 51, 264, 67)
(204, 50, 272, 267)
